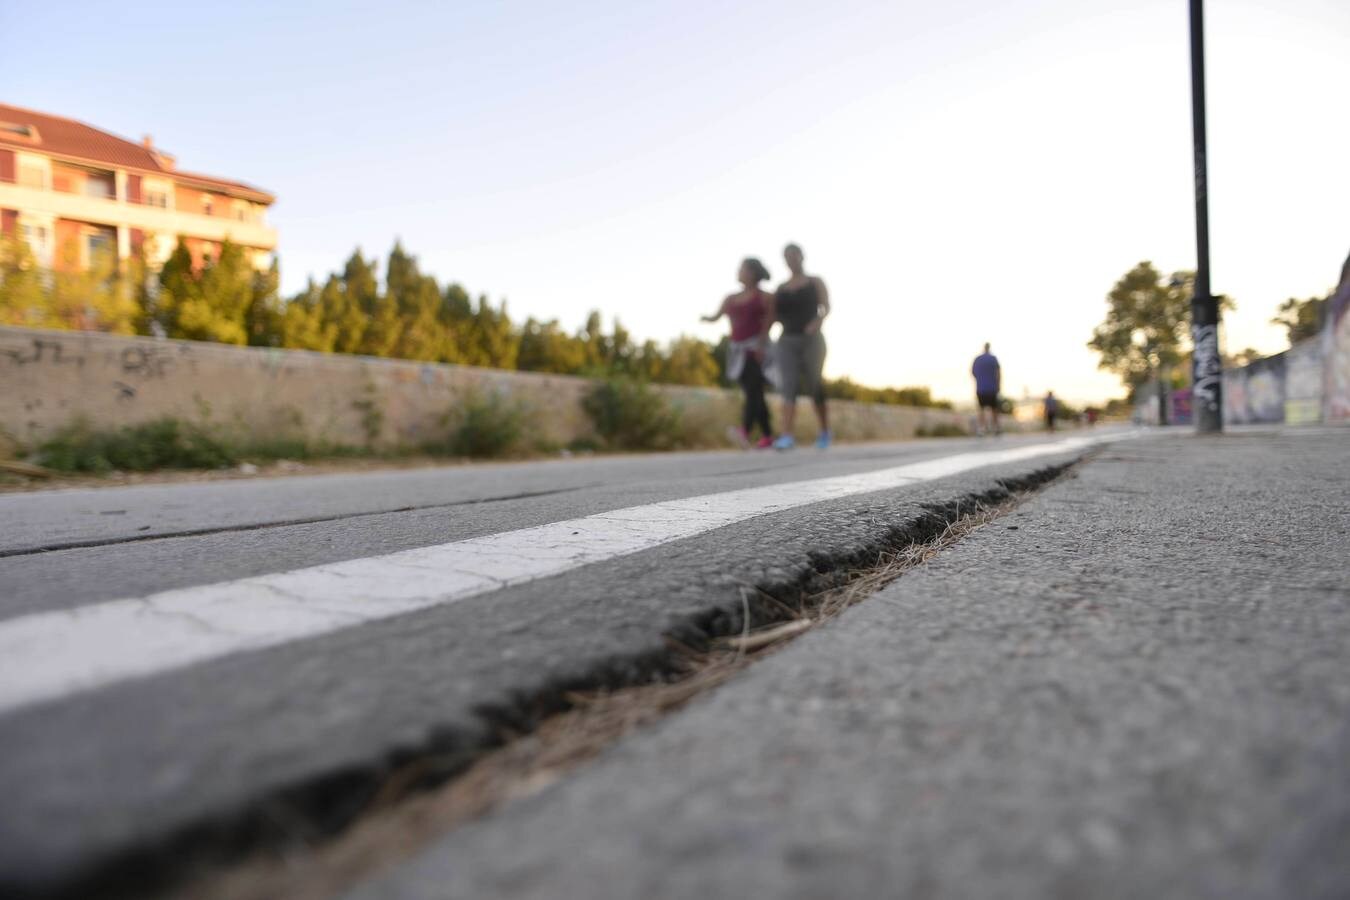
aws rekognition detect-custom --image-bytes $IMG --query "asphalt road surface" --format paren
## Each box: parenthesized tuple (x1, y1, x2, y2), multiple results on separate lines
(350, 427, 1350, 900)
(2, 426, 1346, 899)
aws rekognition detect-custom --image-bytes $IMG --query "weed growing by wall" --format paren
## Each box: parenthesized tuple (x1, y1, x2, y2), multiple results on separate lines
(439, 390, 530, 459)
(36, 418, 237, 473)
(915, 423, 969, 438)
(31, 417, 374, 473)
(582, 378, 684, 451)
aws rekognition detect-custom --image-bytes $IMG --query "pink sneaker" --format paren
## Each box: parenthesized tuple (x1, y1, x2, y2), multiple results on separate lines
(726, 426, 751, 449)
(754, 436, 774, 449)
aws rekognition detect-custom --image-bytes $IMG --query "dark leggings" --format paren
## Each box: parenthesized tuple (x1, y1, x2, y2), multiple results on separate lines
(739, 355, 772, 437)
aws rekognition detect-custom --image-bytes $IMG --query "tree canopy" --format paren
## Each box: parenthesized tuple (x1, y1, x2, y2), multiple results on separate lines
(1088, 261, 1234, 394)
(1271, 295, 1326, 345)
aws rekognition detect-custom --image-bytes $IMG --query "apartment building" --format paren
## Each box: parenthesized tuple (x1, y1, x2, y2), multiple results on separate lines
(0, 102, 276, 273)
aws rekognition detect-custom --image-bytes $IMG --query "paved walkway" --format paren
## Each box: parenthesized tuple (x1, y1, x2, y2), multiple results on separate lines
(350, 430, 1350, 899)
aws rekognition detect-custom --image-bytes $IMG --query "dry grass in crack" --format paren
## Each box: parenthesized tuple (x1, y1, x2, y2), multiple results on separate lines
(186, 491, 1028, 900)
(723, 494, 1020, 650)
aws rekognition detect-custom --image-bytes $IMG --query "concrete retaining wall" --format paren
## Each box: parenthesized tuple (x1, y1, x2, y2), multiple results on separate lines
(0, 327, 969, 453)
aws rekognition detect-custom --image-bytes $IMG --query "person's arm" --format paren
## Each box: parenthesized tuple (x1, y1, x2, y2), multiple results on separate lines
(700, 296, 730, 323)
(993, 360, 1001, 393)
(805, 277, 830, 334)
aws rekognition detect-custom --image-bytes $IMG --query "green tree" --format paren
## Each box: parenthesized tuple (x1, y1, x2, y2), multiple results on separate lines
(0, 234, 47, 327)
(438, 282, 474, 362)
(386, 244, 448, 361)
(581, 310, 607, 370)
(245, 258, 283, 347)
(155, 239, 196, 335)
(194, 240, 252, 344)
(1223, 346, 1263, 368)
(316, 253, 366, 354)
(630, 339, 666, 382)
(1087, 261, 1196, 394)
(459, 296, 518, 368)
(652, 335, 720, 386)
(606, 319, 635, 374)
(156, 238, 251, 344)
(281, 278, 338, 352)
(822, 378, 951, 408)
(394, 274, 449, 361)
(517, 317, 590, 374)
(341, 251, 401, 357)
(1271, 295, 1326, 345)
(122, 241, 158, 336)
(48, 241, 139, 334)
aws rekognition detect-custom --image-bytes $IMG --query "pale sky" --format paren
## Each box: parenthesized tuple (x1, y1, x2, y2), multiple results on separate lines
(5, 0, 1348, 404)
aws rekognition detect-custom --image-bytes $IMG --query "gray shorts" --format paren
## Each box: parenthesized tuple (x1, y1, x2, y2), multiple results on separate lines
(776, 332, 826, 403)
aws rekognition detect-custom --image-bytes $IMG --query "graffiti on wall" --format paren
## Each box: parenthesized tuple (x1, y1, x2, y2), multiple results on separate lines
(1245, 353, 1287, 423)
(119, 344, 193, 379)
(1223, 370, 1248, 425)
(1325, 276, 1350, 423)
(1169, 388, 1193, 425)
(1283, 340, 1324, 425)
(0, 337, 85, 368)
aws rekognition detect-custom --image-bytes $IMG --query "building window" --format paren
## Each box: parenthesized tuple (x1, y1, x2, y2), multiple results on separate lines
(20, 223, 52, 266)
(0, 122, 39, 142)
(145, 188, 169, 208)
(86, 231, 114, 262)
(84, 174, 114, 199)
(202, 195, 214, 216)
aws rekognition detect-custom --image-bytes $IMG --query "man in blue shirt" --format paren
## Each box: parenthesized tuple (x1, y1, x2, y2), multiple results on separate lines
(971, 343, 1001, 435)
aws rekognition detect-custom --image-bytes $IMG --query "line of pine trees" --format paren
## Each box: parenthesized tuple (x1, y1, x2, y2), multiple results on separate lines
(0, 235, 951, 405)
(0, 236, 725, 385)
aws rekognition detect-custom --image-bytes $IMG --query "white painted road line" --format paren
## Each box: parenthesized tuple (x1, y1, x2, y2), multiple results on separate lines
(0, 436, 1110, 715)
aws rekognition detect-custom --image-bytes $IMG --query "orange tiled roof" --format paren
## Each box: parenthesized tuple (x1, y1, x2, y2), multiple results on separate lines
(0, 102, 274, 204)
(170, 169, 275, 204)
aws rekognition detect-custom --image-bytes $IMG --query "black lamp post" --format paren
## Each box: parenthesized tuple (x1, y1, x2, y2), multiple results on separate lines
(1189, 0, 1223, 432)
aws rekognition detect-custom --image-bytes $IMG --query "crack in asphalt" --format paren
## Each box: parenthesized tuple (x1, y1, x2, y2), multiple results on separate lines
(0, 485, 604, 560)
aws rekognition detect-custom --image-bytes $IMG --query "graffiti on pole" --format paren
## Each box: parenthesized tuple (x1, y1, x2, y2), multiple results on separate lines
(1190, 322, 1222, 417)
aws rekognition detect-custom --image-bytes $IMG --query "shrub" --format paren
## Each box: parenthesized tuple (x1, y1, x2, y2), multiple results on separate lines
(443, 391, 528, 458)
(36, 417, 237, 473)
(582, 378, 683, 451)
(915, 423, 968, 438)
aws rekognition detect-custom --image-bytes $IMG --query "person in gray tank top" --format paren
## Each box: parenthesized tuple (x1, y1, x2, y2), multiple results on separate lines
(772, 243, 831, 450)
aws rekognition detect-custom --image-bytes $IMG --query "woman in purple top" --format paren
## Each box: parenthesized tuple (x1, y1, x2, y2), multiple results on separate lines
(703, 258, 776, 448)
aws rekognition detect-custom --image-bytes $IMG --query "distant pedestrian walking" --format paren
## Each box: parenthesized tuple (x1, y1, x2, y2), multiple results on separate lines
(703, 258, 776, 449)
(1044, 390, 1059, 431)
(972, 343, 1001, 435)
(773, 243, 831, 450)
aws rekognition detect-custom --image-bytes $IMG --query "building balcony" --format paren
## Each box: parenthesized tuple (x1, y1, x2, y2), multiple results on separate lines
(0, 180, 277, 250)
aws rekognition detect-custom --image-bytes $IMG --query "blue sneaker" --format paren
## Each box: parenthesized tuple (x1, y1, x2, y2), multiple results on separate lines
(772, 434, 796, 451)
(815, 430, 833, 450)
